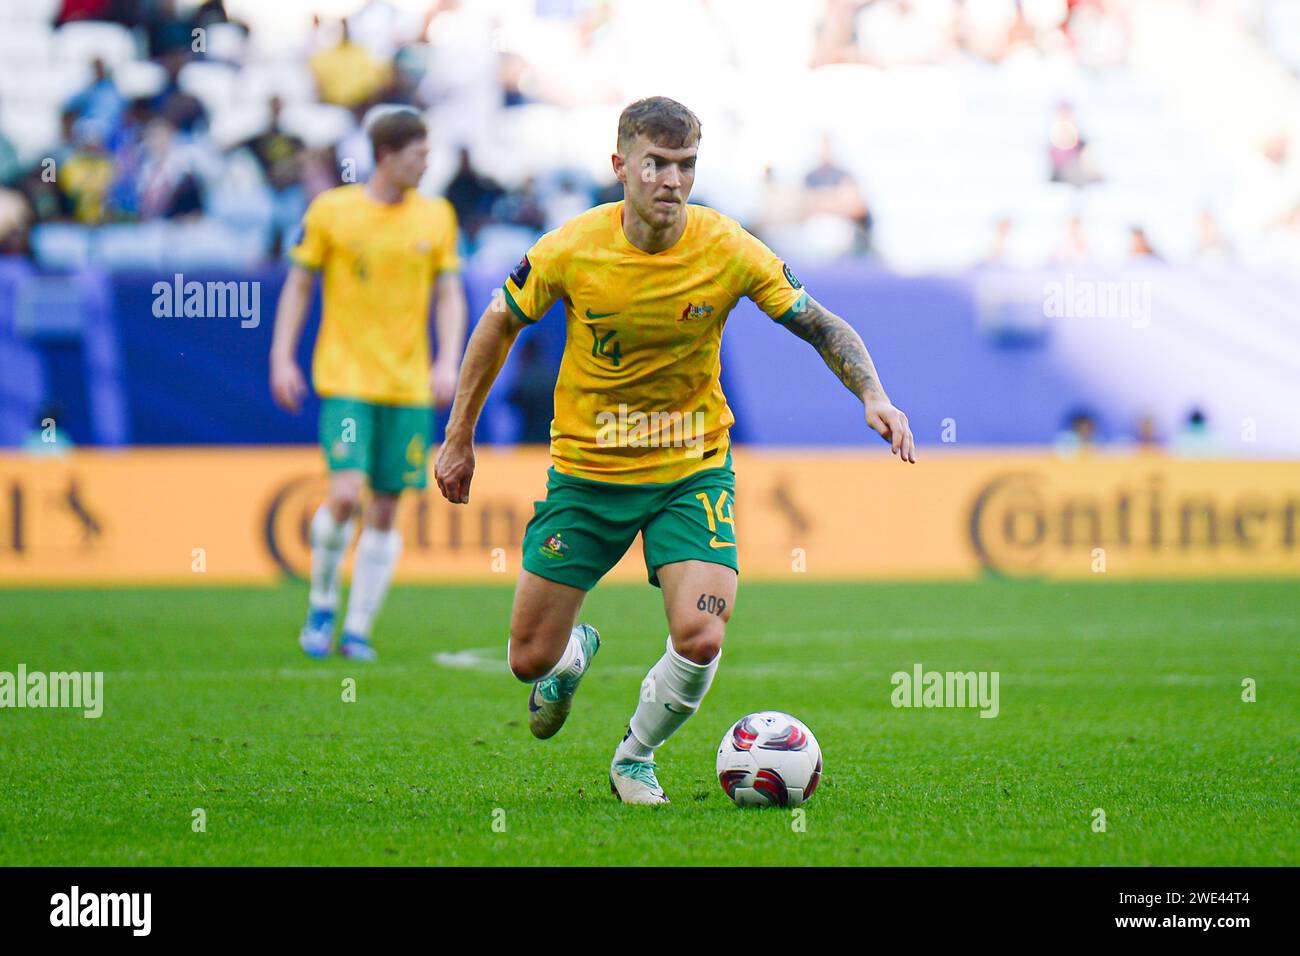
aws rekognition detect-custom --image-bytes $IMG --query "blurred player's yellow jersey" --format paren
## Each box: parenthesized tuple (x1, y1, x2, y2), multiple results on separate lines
(502, 201, 808, 484)
(290, 184, 460, 406)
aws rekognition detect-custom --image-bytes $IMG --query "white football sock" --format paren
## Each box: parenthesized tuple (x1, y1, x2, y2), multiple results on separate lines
(309, 505, 357, 611)
(619, 635, 720, 761)
(342, 527, 402, 638)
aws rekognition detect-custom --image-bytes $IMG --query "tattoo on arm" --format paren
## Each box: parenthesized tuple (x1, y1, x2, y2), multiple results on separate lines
(782, 296, 883, 400)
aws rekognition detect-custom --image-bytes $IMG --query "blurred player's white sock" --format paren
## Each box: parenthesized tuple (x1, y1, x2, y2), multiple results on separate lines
(309, 505, 357, 611)
(619, 635, 720, 760)
(342, 527, 402, 638)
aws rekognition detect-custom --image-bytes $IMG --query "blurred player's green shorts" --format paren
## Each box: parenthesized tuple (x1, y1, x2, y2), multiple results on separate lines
(521, 454, 738, 591)
(319, 396, 431, 494)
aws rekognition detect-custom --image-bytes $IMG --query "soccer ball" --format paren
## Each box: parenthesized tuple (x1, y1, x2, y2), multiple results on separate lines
(716, 711, 822, 808)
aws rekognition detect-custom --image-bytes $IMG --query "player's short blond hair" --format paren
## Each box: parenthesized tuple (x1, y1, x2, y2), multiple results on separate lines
(617, 97, 702, 155)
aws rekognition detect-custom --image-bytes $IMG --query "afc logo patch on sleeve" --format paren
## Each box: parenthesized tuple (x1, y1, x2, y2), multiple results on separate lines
(509, 254, 532, 288)
(782, 263, 802, 290)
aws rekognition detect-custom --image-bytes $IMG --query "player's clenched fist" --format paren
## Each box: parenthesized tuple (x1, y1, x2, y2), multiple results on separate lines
(435, 438, 475, 503)
(865, 396, 916, 463)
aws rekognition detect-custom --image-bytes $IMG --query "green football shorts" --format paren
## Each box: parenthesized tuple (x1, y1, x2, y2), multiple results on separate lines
(319, 396, 431, 494)
(521, 455, 738, 591)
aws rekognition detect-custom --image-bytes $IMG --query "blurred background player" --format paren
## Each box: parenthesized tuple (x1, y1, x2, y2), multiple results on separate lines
(433, 97, 913, 804)
(269, 108, 466, 660)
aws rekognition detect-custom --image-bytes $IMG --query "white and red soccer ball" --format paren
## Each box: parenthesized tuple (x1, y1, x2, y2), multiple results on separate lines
(716, 711, 822, 808)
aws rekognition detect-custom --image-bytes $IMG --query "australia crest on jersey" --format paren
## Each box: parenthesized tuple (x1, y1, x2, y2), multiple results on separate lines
(679, 301, 714, 322)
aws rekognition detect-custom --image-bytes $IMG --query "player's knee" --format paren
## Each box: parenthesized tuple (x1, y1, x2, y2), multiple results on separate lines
(328, 493, 361, 522)
(673, 619, 725, 666)
(507, 630, 553, 682)
(367, 495, 399, 530)
(510, 656, 550, 683)
(327, 481, 364, 520)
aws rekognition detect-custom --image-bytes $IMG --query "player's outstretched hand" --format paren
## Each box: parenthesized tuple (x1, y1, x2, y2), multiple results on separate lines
(434, 437, 475, 504)
(270, 356, 308, 414)
(865, 396, 916, 463)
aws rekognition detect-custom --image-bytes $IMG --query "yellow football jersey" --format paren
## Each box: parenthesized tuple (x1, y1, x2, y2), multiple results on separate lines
(290, 184, 460, 406)
(502, 201, 808, 484)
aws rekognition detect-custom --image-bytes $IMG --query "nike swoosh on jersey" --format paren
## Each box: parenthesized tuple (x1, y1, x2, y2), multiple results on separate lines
(709, 537, 736, 549)
(585, 308, 618, 319)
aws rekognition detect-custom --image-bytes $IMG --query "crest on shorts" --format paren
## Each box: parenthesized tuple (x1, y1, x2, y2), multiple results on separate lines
(539, 532, 569, 560)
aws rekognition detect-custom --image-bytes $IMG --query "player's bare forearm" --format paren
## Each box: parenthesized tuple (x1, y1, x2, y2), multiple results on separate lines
(433, 273, 468, 365)
(270, 266, 314, 361)
(268, 266, 315, 413)
(783, 295, 885, 402)
(782, 294, 916, 462)
(436, 299, 526, 504)
(443, 299, 525, 442)
(431, 273, 469, 408)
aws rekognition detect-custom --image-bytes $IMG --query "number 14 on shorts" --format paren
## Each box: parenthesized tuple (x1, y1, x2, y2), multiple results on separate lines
(696, 490, 735, 550)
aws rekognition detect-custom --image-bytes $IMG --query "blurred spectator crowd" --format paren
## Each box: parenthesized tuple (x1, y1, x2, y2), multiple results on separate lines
(0, 0, 1299, 272)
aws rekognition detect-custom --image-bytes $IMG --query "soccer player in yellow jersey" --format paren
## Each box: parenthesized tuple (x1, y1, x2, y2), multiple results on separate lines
(269, 109, 467, 662)
(435, 97, 914, 803)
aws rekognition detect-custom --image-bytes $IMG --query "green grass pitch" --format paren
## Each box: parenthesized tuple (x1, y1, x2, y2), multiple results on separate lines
(0, 580, 1294, 866)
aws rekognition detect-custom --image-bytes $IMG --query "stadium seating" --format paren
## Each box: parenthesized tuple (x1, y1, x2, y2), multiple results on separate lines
(53, 20, 139, 67)
(30, 223, 92, 271)
(3, 0, 1299, 451)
